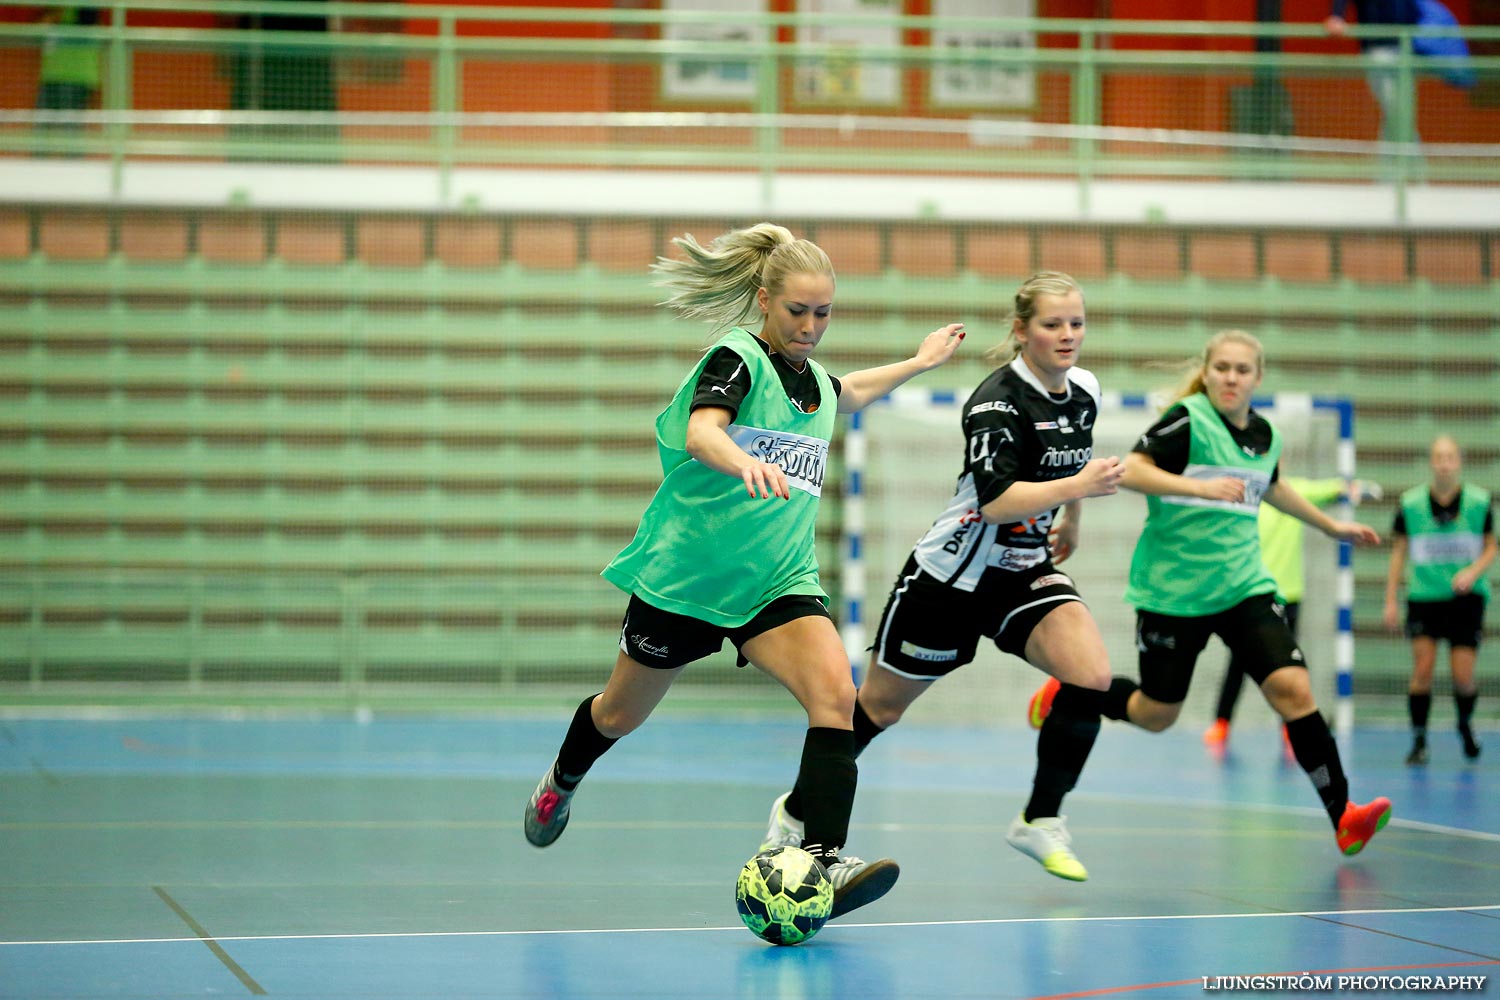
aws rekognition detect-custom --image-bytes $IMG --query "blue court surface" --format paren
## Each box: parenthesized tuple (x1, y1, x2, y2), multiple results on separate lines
(1, 711, 1495, 999)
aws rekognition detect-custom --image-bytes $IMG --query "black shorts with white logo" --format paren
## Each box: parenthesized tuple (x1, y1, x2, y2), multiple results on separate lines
(869, 553, 1083, 680)
(1406, 593, 1486, 649)
(618, 592, 831, 670)
(1134, 591, 1303, 704)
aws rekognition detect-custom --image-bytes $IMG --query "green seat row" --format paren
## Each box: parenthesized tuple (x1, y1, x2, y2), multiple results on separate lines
(3, 528, 842, 573)
(4, 530, 624, 573)
(4, 256, 1498, 319)
(11, 301, 1493, 364)
(14, 335, 1497, 376)
(6, 483, 650, 531)
(9, 349, 689, 395)
(0, 304, 692, 351)
(0, 569, 715, 686)
(0, 397, 668, 446)
(0, 440, 666, 486)
(1, 569, 623, 610)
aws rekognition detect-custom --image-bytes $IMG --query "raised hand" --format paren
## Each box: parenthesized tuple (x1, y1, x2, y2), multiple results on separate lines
(912, 323, 966, 371)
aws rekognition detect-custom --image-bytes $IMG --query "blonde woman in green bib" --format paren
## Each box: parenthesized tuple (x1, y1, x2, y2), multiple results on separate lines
(1028, 330, 1392, 866)
(523, 223, 965, 921)
(1384, 434, 1495, 765)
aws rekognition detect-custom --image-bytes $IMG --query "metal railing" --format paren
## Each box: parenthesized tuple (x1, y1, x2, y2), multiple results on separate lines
(4, 0, 1499, 208)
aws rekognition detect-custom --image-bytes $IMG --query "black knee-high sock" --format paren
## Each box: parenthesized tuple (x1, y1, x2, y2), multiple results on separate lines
(1024, 683, 1103, 822)
(1100, 677, 1139, 722)
(1455, 690, 1477, 731)
(793, 727, 858, 856)
(553, 694, 617, 789)
(1285, 710, 1349, 827)
(1215, 660, 1247, 722)
(785, 700, 882, 821)
(1408, 691, 1432, 738)
(851, 697, 885, 753)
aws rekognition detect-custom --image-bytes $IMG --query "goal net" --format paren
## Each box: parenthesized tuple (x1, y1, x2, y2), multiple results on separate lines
(842, 388, 1356, 733)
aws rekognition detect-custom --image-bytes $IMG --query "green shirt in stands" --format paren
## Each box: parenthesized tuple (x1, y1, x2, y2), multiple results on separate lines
(602, 327, 837, 627)
(1399, 483, 1492, 603)
(40, 9, 102, 89)
(1126, 391, 1282, 617)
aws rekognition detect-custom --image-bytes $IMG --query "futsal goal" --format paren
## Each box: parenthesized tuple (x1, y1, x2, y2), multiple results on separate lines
(841, 389, 1358, 735)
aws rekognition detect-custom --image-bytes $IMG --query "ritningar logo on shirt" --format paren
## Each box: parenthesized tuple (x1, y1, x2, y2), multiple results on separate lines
(727, 425, 829, 497)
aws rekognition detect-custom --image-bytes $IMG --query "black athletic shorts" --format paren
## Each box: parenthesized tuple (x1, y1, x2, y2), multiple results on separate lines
(1135, 591, 1304, 704)
(1406, 593, 1486, 649)
(618, 592, 831, 670)
(868, 553, 1084, 680)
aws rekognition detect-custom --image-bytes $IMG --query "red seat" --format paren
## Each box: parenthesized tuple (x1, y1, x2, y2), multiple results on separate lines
(1112, 230, 1182, 281)
(434, 218, 502, 269)
(39, 210, 110, 260)
(1035, 230, 1106, 279)
(276, 217, 346, 266)
(198, 213, 269, 264)
(358, 217, 426, 269)
(1338, 233, 1407, 284)
(1413, 235, 1483, 285)
(889, 225, 956, 278)
(510, 219, 579, 270)
(119, 213, 190, 262)
(1263, 232, 1333, 284)
(1189, 232, 1257, 281)
(964, 227, 1034, 279)
(0, 209, 29, 259)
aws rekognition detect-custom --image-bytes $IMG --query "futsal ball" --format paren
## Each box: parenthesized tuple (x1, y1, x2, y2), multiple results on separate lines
(734, 846, 833, 946)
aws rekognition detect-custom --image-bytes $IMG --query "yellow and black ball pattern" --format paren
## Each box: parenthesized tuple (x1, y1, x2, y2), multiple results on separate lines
(734, 846, 833, 946)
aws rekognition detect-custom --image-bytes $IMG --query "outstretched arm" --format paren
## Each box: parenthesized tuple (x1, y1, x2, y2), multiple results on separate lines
(1266, 478, 1380, 545)
(836, 324, 965, 414)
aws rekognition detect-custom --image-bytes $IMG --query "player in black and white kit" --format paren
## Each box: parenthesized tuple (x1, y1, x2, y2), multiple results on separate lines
(758, 271, 1125, 882)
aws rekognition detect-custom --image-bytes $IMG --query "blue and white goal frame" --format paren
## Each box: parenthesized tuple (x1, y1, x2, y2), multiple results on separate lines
(841, 389, 1359, 735)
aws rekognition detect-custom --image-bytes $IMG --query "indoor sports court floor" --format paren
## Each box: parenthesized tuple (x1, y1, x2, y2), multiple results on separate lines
(1, 710, 1496, 999)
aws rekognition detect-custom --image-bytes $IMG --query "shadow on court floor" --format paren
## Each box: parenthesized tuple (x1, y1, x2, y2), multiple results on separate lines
(0, 711, 1496, 999)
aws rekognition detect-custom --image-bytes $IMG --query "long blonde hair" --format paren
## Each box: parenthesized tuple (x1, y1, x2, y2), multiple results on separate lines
(651, 223, 835, 329)
(982, 271, 1083, 365)
(1165, 329, 1265, 406)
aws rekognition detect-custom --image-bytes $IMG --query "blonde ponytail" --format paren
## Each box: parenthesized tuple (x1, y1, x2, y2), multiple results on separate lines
(651, 223, 834, 330)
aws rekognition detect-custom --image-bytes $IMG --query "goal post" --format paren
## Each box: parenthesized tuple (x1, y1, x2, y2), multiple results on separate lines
(842, 389, 1358, 735)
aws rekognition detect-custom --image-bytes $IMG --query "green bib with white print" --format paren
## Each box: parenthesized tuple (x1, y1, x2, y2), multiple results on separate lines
(1400, 483, 1491, 603)
(602, 327, 837, 628)
(1125, 392, 1281, 617)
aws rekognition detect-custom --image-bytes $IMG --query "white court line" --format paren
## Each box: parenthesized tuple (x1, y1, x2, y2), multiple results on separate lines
(1375, 817, 1500, 843)
(4, 904, 1498, 948)
(4, 803, 1494, 842)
